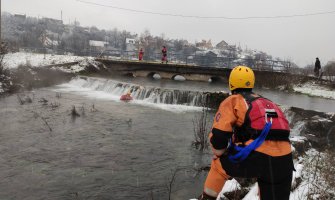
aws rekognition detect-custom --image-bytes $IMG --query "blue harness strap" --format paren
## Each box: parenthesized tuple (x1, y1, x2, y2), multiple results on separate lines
(228, 121, 272, 164)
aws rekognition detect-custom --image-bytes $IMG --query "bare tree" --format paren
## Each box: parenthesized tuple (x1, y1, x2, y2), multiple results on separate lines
(166, 169, 178, 200)
(192, 105, 210, 151)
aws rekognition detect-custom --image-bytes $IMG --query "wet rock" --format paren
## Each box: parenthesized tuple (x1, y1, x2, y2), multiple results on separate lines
(234, 177, 256, 188)
(204, 91, 229, 109)
(286, 107, 335, 150)
(327, 125, 335, 148)
(290, 136, 311, 158)
(224, 188, 249, 200)
(304, 116, 334, 148)
(222, 178, 255, 200)
(291, 176, 303, 191)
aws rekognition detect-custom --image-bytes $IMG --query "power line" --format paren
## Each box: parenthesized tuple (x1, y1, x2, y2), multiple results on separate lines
(76, 0, 335, 20)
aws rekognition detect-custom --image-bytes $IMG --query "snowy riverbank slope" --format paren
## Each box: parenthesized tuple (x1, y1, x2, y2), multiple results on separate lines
(3, 52, 90, 69)
(293, 82, 335, 100)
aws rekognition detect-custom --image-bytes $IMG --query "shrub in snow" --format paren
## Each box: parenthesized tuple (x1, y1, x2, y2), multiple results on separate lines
(294, 149, 335, 199)
(0, 43, 13, 94)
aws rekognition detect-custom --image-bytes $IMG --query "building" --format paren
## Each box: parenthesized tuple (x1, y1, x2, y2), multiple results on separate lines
(126, 38, 136, 44)
(196, 39, 213, 50)
(89, 40, 109, 52)
(216, 40, 229, 49)
(125, 38, 136, 51)
(14, 14, 26, 21)
(42, 17, 63, 25)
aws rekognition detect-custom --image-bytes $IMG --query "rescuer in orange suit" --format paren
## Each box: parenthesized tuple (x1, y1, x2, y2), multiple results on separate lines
(139, 48, 144, 61)
(120, 91, 133, 101)
(198, 66, 294, 200)
(161, 46, 168, 63)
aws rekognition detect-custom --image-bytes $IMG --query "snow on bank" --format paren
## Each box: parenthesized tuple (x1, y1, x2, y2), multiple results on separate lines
(290, 148, 335, 200)
(2, 52, 91, 69)
(293, 82, 335, 100)
(51, 58, 102, 73)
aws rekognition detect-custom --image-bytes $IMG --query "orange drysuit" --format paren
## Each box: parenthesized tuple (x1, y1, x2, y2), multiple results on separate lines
(203, 92, 294, 200)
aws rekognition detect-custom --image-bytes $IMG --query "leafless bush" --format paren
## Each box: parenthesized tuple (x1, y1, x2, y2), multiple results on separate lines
(71, 106, 80, 117)
(17, 94, 24, 105)
(323, 61, 335, 82)
(32, 111, 52, 133)
(166, 168, 178, 200)
(148, 190, 154, 200)
(55, 92, 62, 98)
(300, 149, 335, 199)
(38, 97, 48, 105)
(192, 106, 210, 151)
(90, 104, 97, 112)
(165, 167, 188, 200)
(79, 105, 86, 116)
(50, 102, 60, 110)
(0, 42, 12, 94)
(17, 93, 33, 105)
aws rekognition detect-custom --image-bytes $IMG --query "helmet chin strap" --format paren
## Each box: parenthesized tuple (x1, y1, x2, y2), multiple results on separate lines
(231, 88, 253, 94)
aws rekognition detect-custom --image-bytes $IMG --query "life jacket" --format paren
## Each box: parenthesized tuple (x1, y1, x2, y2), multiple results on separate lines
(120, 94, 133, 101)
(234, 92, 290, 143)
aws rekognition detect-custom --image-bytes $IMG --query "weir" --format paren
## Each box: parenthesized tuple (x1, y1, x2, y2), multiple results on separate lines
(73, 76, 218, 107)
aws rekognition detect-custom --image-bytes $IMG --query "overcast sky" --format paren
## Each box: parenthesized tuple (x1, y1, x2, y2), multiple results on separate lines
(3, 0, 335, 66)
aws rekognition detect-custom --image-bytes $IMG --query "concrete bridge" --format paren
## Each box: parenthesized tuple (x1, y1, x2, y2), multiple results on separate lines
(96, 59, 318, 87)
(96, 59, 230, 82)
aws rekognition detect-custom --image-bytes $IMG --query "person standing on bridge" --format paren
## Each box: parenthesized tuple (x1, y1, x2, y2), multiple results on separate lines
(139, 48, 144, 61)
(314, 57, 321, 77)
(198, 66, 294, 200)
(161, 46, 168, 64)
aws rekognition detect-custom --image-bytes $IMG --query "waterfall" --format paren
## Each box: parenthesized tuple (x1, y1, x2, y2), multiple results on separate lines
(67, 76, 207, 107)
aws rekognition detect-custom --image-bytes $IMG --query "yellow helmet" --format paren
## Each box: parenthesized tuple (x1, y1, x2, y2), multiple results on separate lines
(229, 66, 255, 91)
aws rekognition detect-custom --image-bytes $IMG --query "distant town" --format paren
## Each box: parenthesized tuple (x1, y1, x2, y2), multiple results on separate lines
(3, 12, 295, 71)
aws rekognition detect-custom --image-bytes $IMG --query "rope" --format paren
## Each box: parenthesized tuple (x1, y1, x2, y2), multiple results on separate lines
(229, 121, 272, 163)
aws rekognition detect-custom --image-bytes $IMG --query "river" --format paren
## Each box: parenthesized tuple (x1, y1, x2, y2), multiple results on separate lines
(0, 76, 334, 200)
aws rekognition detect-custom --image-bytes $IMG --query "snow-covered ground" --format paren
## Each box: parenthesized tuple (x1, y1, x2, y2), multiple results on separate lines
(189, 135, 333, 200)
(2, 52, 92, 69)
(293, 82, 335, 100)
(0, 52, 97, 94)
(290, 148, 335, 200)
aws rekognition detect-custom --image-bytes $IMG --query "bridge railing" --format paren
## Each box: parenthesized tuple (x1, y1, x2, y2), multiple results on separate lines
(16, 47, 291, 73)
(98, 50, 291, 72)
